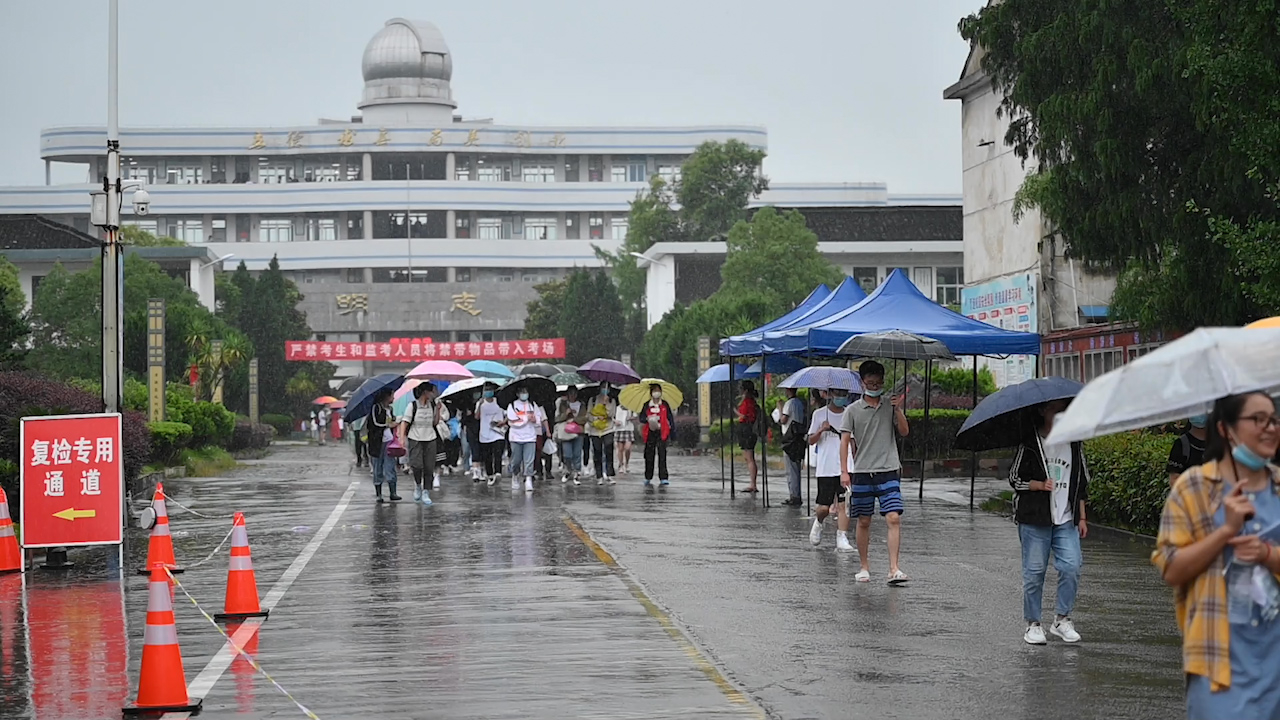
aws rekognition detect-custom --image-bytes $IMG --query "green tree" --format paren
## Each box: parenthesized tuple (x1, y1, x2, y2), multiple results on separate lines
(240, 256, 313, 415)
(522, 277, 569, 340)
(719, 207, 840, 311)
(557, 270, 627, 365)
(959, 1, 1280, 329)
(121, 225, 186, 247)
(0, 256, 29, 370)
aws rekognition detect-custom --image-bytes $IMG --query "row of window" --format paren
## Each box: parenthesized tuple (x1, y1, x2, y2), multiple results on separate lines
(1044, 344, 1160, 382)
(295, 268, 560, 285)
(118, 154, 682, 185)
(849, 265, 964, 307)
(315, 330, 524, 344)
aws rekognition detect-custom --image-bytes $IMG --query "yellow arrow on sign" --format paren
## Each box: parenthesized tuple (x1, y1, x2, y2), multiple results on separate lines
(52, 508, 96, 521)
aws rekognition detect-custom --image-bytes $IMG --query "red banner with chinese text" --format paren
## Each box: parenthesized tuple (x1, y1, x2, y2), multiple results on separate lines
(285, 338, 566, 362)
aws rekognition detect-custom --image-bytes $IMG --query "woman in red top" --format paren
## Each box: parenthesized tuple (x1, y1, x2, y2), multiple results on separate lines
(737, 380, 760, 493)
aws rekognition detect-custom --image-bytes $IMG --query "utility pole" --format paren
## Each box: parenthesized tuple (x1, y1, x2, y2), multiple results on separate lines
(101, 0, 123, 414)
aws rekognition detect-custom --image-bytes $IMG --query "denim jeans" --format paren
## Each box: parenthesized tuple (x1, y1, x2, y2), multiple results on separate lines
(371, 446, 396, 487)
(509, 442, 537, 478)
(1019, 521, 1082, 622)
(561, 435, 584, 475)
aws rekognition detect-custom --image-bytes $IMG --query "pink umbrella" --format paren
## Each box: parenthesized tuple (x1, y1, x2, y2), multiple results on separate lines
(405, 360, 473, 381)
(394, 379, 423, 399)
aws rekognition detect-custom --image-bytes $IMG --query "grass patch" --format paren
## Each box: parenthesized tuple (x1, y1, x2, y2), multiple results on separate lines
(979, 489, 1014, 514)
(181, 446, 237, 477)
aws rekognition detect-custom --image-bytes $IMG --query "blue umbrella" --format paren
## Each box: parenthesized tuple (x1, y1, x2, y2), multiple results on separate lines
(741, 355, 807, 378)
(955, 376, 1085, 452)
(343, 373, 406, 423)
(777, 366, 862, 392)
(465, 359, 516, 379)
(695, 363, 751, 384)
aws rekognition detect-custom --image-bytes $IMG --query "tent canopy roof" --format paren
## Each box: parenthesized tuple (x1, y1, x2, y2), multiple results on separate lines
(719, 276, 868, 356)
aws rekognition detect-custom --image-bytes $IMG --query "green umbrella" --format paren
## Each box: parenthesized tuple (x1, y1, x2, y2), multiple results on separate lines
(551, 372, 589, 388)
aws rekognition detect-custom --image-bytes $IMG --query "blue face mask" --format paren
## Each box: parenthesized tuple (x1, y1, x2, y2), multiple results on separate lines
(1233, 442, 1270, 471)
(864, 389, 883, 399)
(1188, 414, 1208, 429)
(483, 390, 494, 399)
(518, 392, 529, 402)
(831, 396, 849, 408)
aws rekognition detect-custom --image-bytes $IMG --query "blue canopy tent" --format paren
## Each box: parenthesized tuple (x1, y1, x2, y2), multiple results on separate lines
(719, 276, 868, 357)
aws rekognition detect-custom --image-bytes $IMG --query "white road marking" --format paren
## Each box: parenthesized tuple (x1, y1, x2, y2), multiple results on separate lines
(162, 479, 359, 718)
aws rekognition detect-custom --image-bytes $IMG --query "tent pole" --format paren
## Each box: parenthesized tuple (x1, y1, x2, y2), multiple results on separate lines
(970, 355, 978, 510)
(719, 380, 725, 488)
(729, 360, 736, 497)
(920, 358, 932, 501)
(761, 354, 769, 509)
(806, 350, 813, 517)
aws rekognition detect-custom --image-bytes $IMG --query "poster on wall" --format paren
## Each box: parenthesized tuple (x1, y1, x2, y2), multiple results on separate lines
(961, 273, 1038, 387)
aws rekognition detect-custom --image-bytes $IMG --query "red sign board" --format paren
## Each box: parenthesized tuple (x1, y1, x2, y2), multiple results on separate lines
(286, 337, 566, 362)
(20, 414, 124, 548)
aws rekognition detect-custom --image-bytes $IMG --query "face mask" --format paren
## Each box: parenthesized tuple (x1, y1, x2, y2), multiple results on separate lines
(1188, 414, 1208, 429)
(518, 392, 529, 402)
(483, 390, 494, 399)
(599, 387, 609, 397)
(1233, 441, 1270, 471)
(832, 396, 849, 408)
(473, 391, 482, 400)
(652, 392, 662, 401)
(864, 389, 883, 398)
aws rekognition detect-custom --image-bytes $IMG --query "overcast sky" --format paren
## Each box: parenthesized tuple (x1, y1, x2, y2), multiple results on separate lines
(0, 0, 981, 191)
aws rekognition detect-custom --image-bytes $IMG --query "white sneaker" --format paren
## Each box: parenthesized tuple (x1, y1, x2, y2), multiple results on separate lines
(1050, 618, 1080, 643)
(524, 478, 534, 493)
(433, 475, 441, 490)
(487, 475, 497, 486)
(809, 520, 823, 546)
(1024, 623, 1048, 645)
(511, 478, 520, 491)
(561, 474, 569, 484)
(572, 476, 581, 486)
(413, 485, 423, 501)
(835, 532, 855, 553)
(607, 477, 617, 486)
(597, 477, 605, 486)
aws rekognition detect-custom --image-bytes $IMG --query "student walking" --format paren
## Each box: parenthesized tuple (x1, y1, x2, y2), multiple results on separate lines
(808, 387, 855, 551)
(642, 383, 675, 487)
(398, 383, 448, 506)
(368, 390, 401, 502)
(507, 389, 547, 493)
(555, 386, 587, 485)
(778, 386, 807, 506)
(586, 385, 618, 485)
(615, 405, 636, 474)
(1010, 399, 1089, 645)
(477, 383, 506, 485)
(1168, 414, 1209, 485)
(839, 361, 910, 584)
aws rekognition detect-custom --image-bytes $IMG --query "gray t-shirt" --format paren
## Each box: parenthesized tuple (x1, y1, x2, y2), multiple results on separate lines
(839, 397, 901, 473)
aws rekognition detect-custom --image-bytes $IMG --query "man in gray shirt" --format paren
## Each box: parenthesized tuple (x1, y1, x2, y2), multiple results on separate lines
(839, 360, 910, 585)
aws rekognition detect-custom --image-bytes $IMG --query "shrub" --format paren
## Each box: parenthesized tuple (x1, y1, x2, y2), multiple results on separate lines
(167, 394, 235, 449)
(0, 371, 151, 519)
(147, 421, 193, 465)
(1082, 431, 1173, 535)
(261, 413, 294, 437)
(902, 408, 970, 460)
(181, 446, 236, 477)
(672, 414, 701, 449)
(931, 367, 997, 397)
(229, 419, 274, 452)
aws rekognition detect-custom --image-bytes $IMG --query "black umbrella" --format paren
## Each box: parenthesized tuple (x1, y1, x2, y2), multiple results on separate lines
(497, 375, 557, 409)
(335, 375, 369, 397)
(518, 362, 560, 378)
(342, 373, 407, 423)
(955, 376, 1085, 452)
(836, 330, 956, 361)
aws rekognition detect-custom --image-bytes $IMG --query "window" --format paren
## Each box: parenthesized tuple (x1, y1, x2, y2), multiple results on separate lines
(236, 214, 251, 242)
(589, 213, 604, 239)
(1046, 354, 1081, 381)
(372, 268, 448, 283)
(524, 216, 557, 240)
(1128, 344, 1159, 362)
(454, 155, 472, 181)
(522, 271, 548, 283)
(623, 156, 648, 182)
(234, 157, 251, 183)
(125, 219, 159, 235)
(168, 218, 203, 243)
(123, 164, 158, 184)
(912, 267, 934, 295)
(31, 275, 45, 299)
(455, 268, 472, 282)
(565, 213, 579, 240)
(299, 270, 341, 284)
(346, 268, 365, 283)
(657, 164, 681, 185)
(565, 156, 580, 182)
(521, 162, 555, 183)
(258, 164, 294, 184)
(166, 165, 203, 184)
(852, 267, 878, 294)
(477, 217, 502, 240)
(302, 162, 342, 182)
(1083, 349, 1122, 381)
(477, 156, 513, 182)
(455, 215, 471, 239)
(456, 332, 470, 342)
(347, 213, 363, 239)
(260, 218, 292, 243)
(587, 155, 603, 182)
(210, 216, 227, 243)
(935, 266, 964, 308)
(304, 218, 337, 242)
(610, 217, 629, 241)
(210, 158, 226, 183)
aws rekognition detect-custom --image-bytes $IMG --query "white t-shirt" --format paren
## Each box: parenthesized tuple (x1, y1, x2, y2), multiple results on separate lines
(1043, 440, 1074, 525)
(400, 400, 447, 442)
(506, 400, 544, 443)
(478, 399, 505, 444)
(782, 397, 805, 433)
(808, 407, 855, 477)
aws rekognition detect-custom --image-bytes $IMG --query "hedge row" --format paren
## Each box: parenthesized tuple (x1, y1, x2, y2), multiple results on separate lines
(1082, 432, 1173, 536)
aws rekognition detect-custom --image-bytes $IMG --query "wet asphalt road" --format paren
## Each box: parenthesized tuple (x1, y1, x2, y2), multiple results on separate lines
(0, 444, 1183, 719)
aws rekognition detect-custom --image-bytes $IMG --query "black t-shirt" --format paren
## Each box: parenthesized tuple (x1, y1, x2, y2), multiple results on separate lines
(1166, 431, 1206, 477)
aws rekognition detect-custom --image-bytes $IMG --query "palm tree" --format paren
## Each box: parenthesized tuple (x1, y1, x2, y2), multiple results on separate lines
(186, 320, 249, 403)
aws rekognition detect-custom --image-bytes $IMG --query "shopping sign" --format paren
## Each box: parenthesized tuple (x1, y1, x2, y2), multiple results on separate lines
(286, 337, 566, 362)
(20, 413, 124, 548)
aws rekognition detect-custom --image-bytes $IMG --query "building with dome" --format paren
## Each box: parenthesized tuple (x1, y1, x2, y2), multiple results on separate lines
(0, 18, 962, 379)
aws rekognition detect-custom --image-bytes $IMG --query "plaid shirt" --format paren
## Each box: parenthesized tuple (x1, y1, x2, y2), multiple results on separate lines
(1152, 460, 1280, 691)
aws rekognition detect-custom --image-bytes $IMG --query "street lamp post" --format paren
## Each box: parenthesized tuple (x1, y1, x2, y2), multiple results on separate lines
(101, 0, 123, 415)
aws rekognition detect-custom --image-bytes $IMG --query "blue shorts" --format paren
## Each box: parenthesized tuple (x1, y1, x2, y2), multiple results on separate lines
(850, 471, 905, 517)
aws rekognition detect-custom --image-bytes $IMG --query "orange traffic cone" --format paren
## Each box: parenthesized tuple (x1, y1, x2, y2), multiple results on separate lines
(214, 513, 268, 622)
(0, 488, 21, 574)
(122, 565, 203, 716)
(138, 484, 184, 576)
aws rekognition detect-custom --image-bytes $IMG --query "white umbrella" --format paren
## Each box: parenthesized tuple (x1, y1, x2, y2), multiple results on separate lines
(1047, 326, 1280, 445)
(439, 376, 506, 402)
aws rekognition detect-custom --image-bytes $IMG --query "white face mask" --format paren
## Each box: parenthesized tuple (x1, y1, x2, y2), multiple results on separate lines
(651, 392, 662, 401)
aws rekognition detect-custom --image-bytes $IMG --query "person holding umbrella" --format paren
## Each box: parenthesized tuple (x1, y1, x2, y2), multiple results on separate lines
(808, 387, 855, 552)
(477, 382, 506, 485)
(507, 385, 549, 492)
(641, 383, 676, 486)
(586, 384, 618, 485)
(1168, 413, 1209, 485)
(554, 386, 588, 485)
(398, 382, 449, 505)
(368, 389, 401, 502)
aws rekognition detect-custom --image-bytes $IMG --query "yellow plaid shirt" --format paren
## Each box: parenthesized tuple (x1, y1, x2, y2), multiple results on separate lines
(1152, 460, 1280, 691)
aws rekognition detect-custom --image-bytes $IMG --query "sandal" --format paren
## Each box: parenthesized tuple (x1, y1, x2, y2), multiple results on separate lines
(888, 570, 910, 585)
(855, 570, 870, 582)
(741, 487, 759, 493)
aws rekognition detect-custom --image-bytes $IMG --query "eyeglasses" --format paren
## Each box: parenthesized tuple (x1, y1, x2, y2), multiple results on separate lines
(1240, 413, 1280, 431)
